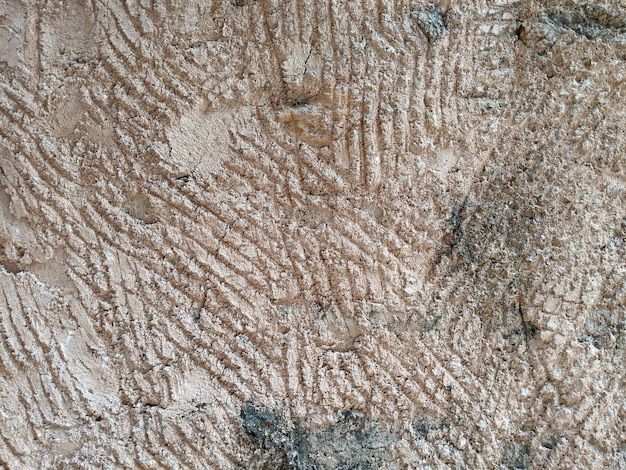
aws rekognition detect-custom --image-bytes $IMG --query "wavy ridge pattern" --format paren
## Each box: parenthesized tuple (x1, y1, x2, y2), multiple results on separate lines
(1, 0, 625, 467)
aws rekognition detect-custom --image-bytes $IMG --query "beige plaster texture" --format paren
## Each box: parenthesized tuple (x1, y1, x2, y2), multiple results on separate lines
(0, 0, 625, 468)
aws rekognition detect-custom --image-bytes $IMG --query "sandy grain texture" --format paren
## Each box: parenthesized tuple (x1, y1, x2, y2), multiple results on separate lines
(1, 0, 625, 468)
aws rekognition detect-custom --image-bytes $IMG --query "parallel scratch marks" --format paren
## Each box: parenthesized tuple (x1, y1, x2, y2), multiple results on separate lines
(2, 0, 622, 467)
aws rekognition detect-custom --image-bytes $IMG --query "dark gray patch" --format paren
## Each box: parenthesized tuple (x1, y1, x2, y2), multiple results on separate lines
(301, 410, 393, 469)
(522, 321, 537, 339)
(501, 442, 531, 470)
(619, 441, 626, 462)
(410, 308, 441, 333)
(241, 403, 289, 450)
(287, 97, 312, 108)
(519, 2, 626, 67)
(240, 403, 295, 469)
(412, 4, 447, 42)
(432, 196, 474, 271)
(239, 405, 393, 469)
(504, 304, 538, 350)
(580, 309, 625, 349)
(545, 2, 626, 40)
(314, 302, 330, 316)
(509, 320, 538, 343)
(413, 413, 442, 439)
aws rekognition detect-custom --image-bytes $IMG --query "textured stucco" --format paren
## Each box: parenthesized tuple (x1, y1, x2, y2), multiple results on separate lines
(1, 0, 625, 468)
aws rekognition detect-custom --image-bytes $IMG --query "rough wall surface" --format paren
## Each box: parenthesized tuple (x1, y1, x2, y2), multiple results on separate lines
(1, 0, 625, 468)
